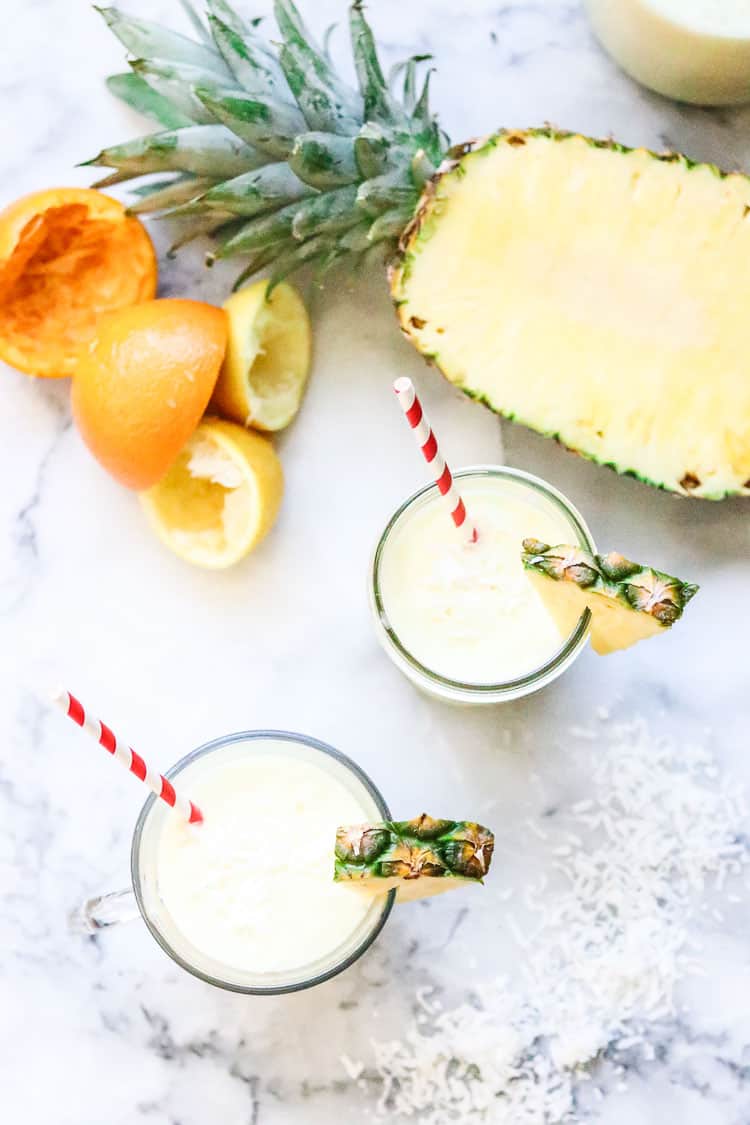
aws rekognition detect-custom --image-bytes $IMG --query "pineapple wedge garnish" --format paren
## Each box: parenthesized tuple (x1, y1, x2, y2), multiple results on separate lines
(334, 814, 494, 903)
(521, 539, 698, 655)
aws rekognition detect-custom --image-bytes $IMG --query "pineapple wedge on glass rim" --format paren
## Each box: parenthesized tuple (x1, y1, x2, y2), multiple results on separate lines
(334, 815, 495, 903)
(521, 539, 698, 655)
(92, 2, 750, 499)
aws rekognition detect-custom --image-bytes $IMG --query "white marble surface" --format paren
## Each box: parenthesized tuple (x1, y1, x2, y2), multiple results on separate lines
(3, 1, 750, 1122)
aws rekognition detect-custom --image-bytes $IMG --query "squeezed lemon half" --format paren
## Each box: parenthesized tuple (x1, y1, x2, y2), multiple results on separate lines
(212, 280, 312, 432)
(140, 418, 283, 569)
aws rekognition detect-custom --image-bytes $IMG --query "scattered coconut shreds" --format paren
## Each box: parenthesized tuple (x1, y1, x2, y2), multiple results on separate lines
(354, 720, 749, 1124)
(340, 1054, 365, 1082)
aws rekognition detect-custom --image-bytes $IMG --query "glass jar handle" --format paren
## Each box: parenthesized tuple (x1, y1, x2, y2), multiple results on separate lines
(69, 888, 141, 934)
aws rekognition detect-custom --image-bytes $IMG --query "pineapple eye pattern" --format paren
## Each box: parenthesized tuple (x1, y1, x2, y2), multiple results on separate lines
(522, 540, 698, 654)
(334, 817, 495, 886)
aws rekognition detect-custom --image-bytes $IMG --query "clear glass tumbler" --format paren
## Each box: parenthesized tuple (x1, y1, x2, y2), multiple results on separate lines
(369, 465, 596, 705)
(585, 0, 750, 107)
(74, 730, 395, 995)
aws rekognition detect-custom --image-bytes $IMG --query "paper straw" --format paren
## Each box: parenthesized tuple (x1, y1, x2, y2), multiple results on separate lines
(52, 688, 203, 824)
(393, 377, 478, 542)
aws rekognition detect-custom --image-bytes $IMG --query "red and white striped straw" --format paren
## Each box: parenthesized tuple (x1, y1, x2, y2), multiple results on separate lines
(52, 689, 203, 825)
(393, 377, 478, 542)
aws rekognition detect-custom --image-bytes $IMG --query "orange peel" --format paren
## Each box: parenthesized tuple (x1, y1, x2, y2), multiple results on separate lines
(0, 187, 157, 378)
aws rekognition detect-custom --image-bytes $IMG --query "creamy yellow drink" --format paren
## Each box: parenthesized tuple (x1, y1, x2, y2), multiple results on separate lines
(145, 736, 387, 983)
(371, 468, 596, 702)
(586, 0, 750, 105)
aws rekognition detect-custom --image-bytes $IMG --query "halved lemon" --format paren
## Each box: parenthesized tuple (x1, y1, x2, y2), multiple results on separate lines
(211, 280, 312, 432)
(139, 418, 283, 569)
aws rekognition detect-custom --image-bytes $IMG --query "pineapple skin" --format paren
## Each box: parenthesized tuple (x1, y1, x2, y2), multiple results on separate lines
(521, 538, 698, 655)
(334, 814, 494, 890)
(390, 128, 750, 500)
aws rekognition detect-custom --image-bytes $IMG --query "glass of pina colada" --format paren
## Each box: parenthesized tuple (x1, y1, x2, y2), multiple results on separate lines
(78, 731, 395, 993)
(370, 465, 596, 704)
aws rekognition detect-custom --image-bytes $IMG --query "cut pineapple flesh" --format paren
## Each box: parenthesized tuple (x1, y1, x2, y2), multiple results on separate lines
(521, 539, 698, 655)
(392, 129, 750, 499)
(334, 815, 494, 903)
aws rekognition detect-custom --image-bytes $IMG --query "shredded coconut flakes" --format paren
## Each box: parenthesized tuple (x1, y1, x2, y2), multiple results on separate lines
(355, 719, 748, 1123)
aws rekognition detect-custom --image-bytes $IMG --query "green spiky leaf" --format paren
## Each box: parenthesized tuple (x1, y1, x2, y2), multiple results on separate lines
(291, 184, 360, 240)
(267, 232, 339, 288)
(130, 58, 220, 124)
(389, 54, 432, 113)
(195, 163, 313, 216)
(229, 239, 297, 289)
(207, 1, 280, 69)
(195, 84, 307, 157)
(207, 13, 292, 102)
(126, 174, 215, 214)
(367, 206, 409, 243)
(98, 7, 229, 75)
(338, 222, 372, 251)
(127, 177, 181, 198)
(288, 131, 359, 188)
(357, 169, 417, 214)
(167, 210, 239, 253)
(349, 1, 407, 127)
(178, 0, 214, 45)
(216, 200, 302, 257)
(90, 168, 141, 189)
(353, 122, 391, 179)
(85, 124, 268, 178)
(277, 41, 361, 134)
(274, 0, 360, 130)
(105, 73, 193, 128)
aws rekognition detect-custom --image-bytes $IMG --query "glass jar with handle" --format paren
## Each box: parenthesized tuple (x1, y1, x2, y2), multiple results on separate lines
(72, 730, 395, 995)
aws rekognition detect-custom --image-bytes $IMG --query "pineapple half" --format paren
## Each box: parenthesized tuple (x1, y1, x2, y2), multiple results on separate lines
(334, 814, 494, 903)
(94, 3, 750, 498)
(521, 538, 698, 655)
(392, 129, 750, 499)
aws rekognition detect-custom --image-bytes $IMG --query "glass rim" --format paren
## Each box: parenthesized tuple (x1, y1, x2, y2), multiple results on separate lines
(370, 464, 596, 700)
(130, 729, 395, 995)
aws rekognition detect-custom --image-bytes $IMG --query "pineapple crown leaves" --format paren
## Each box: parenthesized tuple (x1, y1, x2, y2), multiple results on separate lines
(88, 0, 450, 285)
